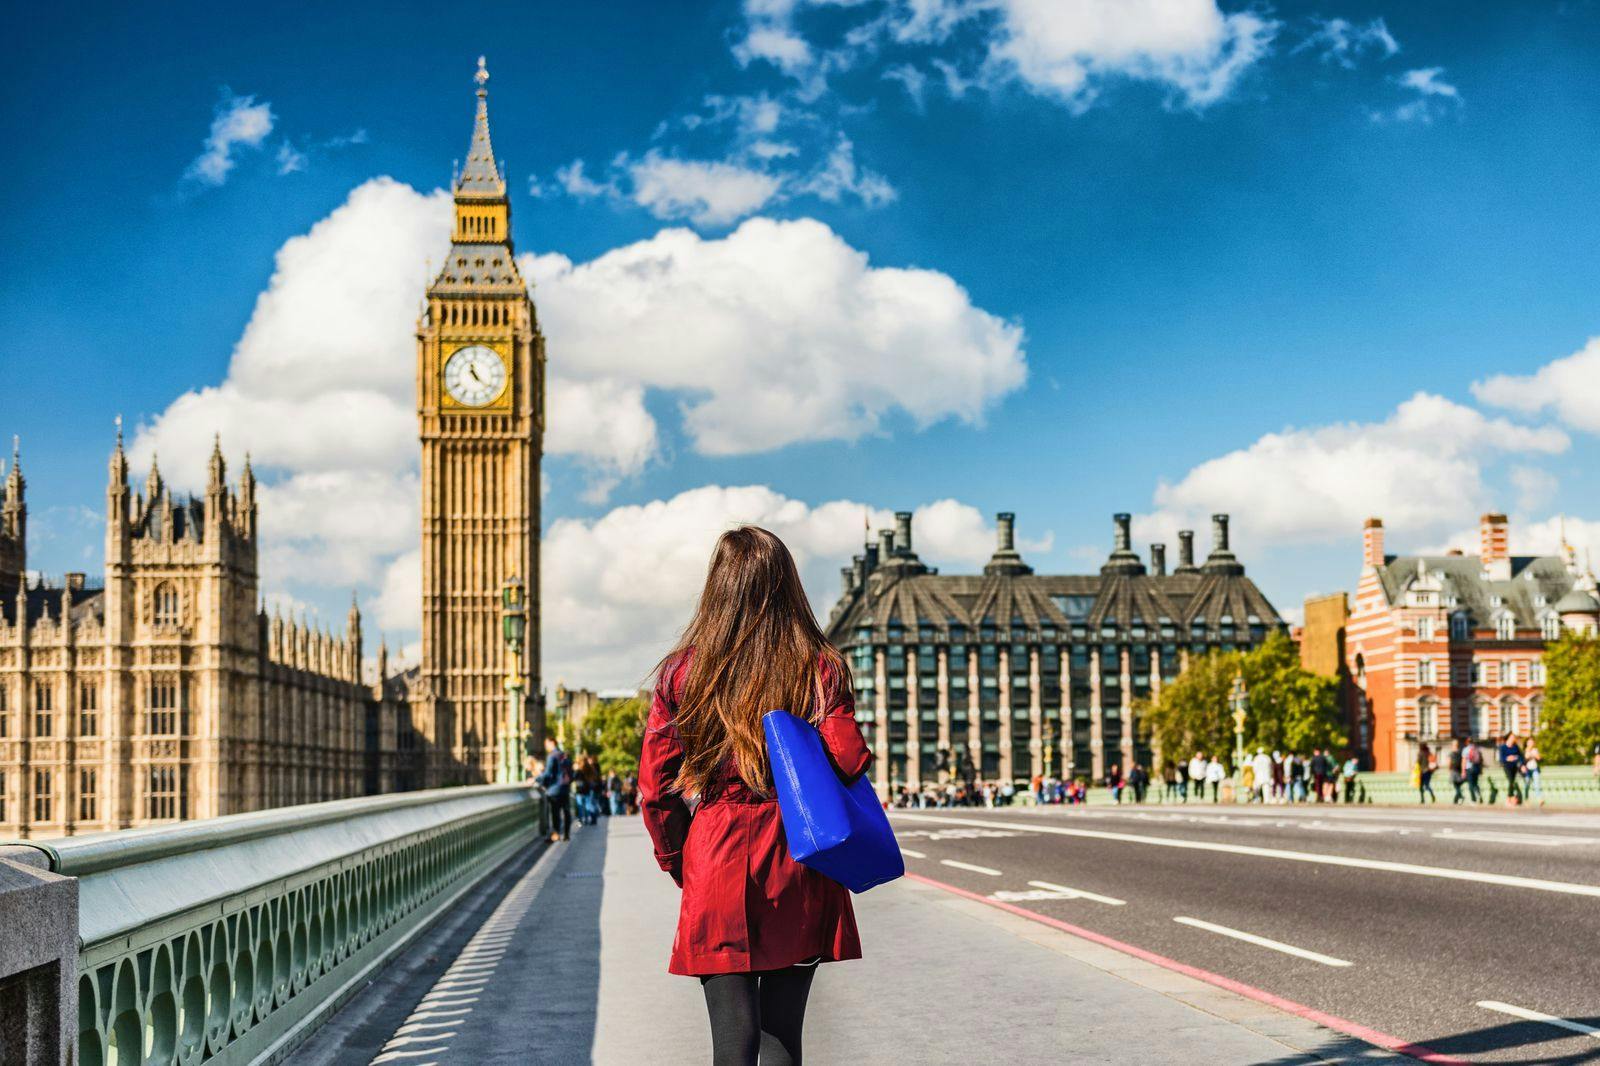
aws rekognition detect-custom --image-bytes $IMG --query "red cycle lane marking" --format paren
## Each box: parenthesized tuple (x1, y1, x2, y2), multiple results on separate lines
(904, 872, 1468, 1065)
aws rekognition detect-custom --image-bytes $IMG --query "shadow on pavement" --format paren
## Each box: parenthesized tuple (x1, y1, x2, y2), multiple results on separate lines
(1418, 1016, 1600, 1065)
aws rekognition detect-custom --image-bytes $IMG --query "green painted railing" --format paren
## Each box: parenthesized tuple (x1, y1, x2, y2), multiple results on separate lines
(5, 784, 544, 1066)
(1002, 764, 1600, 808)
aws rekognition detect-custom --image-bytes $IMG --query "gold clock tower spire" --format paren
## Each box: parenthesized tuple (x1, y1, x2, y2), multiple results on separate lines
(416, 56, 545, 785)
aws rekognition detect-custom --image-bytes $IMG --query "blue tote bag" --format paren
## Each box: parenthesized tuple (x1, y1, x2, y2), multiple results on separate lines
(763, 709, 904, 893)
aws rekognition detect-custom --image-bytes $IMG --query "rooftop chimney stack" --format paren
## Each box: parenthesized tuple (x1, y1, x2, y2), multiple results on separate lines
(1480, 512, 1510, 580)
(895, 511, 913, 557)
(997, 512, 1016, 553)
(983, 511, 1033, 577)
(841, 566, 856, 595)
(1113, 513, 1132, 552)
(1362, 517, 1385, 569)
(1176, 530, 1196, 572)
(1212, 513, 1231, 553)
(877, 528, 896, 562)
(1151, 544, 1167, 576)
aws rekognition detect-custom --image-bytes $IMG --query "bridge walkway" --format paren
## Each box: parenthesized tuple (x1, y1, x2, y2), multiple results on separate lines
(292, 816, 1393, 1064)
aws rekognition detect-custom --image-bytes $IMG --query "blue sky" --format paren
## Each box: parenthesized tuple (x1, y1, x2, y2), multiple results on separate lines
(4, 0, 1598, 686)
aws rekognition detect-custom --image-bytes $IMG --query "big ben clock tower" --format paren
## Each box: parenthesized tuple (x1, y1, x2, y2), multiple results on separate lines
(416, 57, 544, 785)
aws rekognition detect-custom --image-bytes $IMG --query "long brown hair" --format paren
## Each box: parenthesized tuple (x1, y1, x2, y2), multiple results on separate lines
(656, 525, 849, 796)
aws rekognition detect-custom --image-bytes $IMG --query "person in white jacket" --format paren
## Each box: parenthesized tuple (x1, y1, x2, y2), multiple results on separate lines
(1187, 753, 1207, 803)
(1251, 749, 1273, 803)
(1205, 756, 1226, 802)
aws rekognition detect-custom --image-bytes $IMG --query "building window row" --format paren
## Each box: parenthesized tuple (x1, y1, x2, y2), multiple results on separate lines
(79, 768, 98, 822)
(146, 765, 184, 820)
(32, 769, 52, 822)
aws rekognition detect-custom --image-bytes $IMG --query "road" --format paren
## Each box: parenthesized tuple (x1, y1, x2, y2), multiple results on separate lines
(888, 803, 1600, 1064)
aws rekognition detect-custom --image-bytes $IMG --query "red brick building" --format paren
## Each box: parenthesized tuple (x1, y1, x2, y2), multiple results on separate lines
(1344, 513, 1599, 771)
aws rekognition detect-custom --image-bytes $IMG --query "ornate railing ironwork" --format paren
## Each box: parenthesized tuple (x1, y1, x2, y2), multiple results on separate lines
(3, 783, 544, 1065)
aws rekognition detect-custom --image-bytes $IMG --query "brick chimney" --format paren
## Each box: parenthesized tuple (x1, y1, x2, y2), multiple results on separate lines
(1362, 518, 1385, 569)
(894, 511, 913, 557)
(1480, 512, 1510, 580)
(1150, 544, 1167, 576)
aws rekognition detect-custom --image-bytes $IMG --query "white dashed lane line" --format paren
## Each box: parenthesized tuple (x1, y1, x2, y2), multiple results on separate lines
(1026, 880, 1126, 906)
(1477, 1001, 1600, 1039)
(1172, 916, 1353, 968)
(940, 859, 1003, 876)
(899, 847, 927, 859)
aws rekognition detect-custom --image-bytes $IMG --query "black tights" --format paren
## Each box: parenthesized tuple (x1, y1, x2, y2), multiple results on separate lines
(700, 964, 817, 1066)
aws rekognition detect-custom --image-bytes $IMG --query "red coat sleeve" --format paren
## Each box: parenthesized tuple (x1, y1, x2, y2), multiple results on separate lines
(817, 665, 872, 782)
(639, 669, 691, 885)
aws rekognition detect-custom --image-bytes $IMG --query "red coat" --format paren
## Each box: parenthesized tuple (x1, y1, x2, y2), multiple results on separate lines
(639, 656, 872, 976)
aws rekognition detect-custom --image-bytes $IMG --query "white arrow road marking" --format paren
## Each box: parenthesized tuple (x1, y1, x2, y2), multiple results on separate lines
(1026, 880, 1126, 905)
(891, 813, 1600, 898)
(1173, 916, 1353, 967)
(940, 859, 1002, 876)
(1476, 1001, 1600, 1039)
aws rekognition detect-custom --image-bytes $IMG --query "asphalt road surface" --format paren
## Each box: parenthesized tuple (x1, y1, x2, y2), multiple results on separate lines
(888, 802, 1600, 1064)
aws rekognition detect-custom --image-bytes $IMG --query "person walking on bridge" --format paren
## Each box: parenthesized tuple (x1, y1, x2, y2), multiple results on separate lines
(539, 736, 573, 842)
(640, 526, 872, 1066)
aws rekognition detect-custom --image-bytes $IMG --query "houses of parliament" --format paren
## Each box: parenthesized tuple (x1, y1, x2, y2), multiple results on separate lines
(0, 59, 545, 837)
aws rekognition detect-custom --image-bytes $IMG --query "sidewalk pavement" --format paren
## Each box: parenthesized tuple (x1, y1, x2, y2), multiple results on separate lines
(294, 817, 1401, 1065)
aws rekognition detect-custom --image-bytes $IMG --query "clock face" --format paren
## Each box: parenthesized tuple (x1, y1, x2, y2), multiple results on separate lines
(443, 345, 507, 407)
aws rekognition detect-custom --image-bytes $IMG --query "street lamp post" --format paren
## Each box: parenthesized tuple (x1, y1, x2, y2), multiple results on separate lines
(500, 577, 528, 784)
(1043, 715, 1055, 781)
(1229, 671, 1248, 799)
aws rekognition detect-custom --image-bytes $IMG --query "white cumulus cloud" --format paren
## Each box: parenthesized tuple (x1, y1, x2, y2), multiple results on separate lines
(626, 151, 786, 225)
(1472, 337, 1600, 435)
(1136, 393, 1569, 547)
(543, 486, 1031, 688)
(983, 0, 1278, 112)
(186, 92, 276, 186)
(521, 216, 1026, 455)
(131, 178, 1024, 656)
(1292, 17, 1398, 68)
(737, 0, 1279, 113)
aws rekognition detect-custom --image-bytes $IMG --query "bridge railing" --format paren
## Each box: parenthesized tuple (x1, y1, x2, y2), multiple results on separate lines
(0, 783, 545, 1066)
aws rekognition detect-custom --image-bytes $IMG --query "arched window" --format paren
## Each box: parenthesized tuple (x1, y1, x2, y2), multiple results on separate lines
(1499, 696, 1517, 735)
(152, 582, 180, 626)
(1450, 612, 1470, 641)
(1470, 700, 1490, 739)
(1418, 696, 1437, 738)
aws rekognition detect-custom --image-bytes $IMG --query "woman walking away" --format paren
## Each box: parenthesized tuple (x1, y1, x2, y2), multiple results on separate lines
(640, 526, 871, 1066)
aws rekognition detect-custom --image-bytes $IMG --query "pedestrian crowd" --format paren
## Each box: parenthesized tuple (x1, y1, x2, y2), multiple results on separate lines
(526, 737, 642, 843)
(1415, 732, 1546, 807)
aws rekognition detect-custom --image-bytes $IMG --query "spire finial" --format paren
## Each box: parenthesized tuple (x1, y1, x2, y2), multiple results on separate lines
(114, 414, 123, 447)
(475, 55, 489, 94)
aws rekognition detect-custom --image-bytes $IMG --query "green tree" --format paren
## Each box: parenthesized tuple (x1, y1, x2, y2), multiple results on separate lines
(1143, 632, 1346, 770)
(1537, 633, 1600, 764)
(573, 696, 648, 777)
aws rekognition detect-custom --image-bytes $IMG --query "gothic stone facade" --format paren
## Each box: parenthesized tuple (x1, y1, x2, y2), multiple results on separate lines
(0, 63, 546, 836)
(0, 440, 413, 838)
(413, 59, 546, 785)
(825, 511, 1285, 790)
(1344, 513, 1599, 772)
